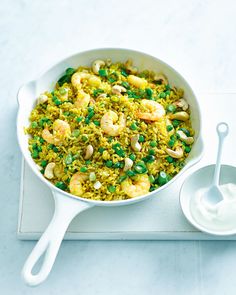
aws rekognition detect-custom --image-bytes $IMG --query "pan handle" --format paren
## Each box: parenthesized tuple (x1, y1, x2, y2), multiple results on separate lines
(21, 192, 93, 286)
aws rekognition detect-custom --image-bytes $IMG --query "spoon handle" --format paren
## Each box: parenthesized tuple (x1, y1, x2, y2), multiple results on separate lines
(213, 122, 229, 186)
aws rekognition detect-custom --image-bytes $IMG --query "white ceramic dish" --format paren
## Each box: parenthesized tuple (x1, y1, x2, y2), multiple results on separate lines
(17, 48, 203, 286)
(180, 164, 236, 236)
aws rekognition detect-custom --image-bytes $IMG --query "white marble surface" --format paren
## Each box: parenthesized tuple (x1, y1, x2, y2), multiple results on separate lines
(1, 0, 236, 294)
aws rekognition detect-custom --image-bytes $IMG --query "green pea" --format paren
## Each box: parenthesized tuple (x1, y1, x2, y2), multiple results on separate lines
(166, 156, 174, 163)
(165, 90, 171, 96)
(41, 160, 48, 168)
(31, 121, 38, 128)
(149, 175, 155, 183)
(130, 122, 138, 130)
(31, 150, 39, 159)
(166, 104, 176, 113)
(185, 146, 191, 153)
(39, 137, 45, 144)
(105, 160, 113, 168)
(32, 143, 38, 150)
(54, 99, 62, 106)
(76, 116, 83, 123)
(145, 88, 153, 97)
(87, 111, 95, 120)
(55, 181, 67, 190)
(80, 166, 88, 172)
(172, 120, 180, 127)
(72, 129, 80, 137)
(167, 125, 173, 132)
(126, 170, 136, 177)
(93, 120, 100, 126)
(108, 72, 119, 83)
(159, 92, 166, 98)
(148, 149, 155, 155)
(129, 153, 136, 161)
(98, 69, 108, 77)
(48, 144, 54, 150)
(52, 95, 58, 102)
(108, 185, 116, 193)
(37, 146, 42, 152)
(85, 160, 91, 165)
(113, 162, 123, 169)
(149, 185, 157, 192)
(149, 140, 157, 147)
(98, 147, 105, 153)
(165, 84, 171, 90)
(146, 155, 155, 163)
(157, 171, 168, 186)
(168, 139, 175, 148)
(139, 135, 145, 142)
(63, 111, 70, 116)
(82, 135, 88, 142)
(88, 106, 94, 112)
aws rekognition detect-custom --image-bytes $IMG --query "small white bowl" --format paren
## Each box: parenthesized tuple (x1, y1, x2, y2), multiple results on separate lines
(180, 164, 236, 236)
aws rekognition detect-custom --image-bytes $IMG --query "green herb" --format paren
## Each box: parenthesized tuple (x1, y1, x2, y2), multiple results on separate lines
(145, 88, 153, 98)
(85, 117, 90, 124)
(157, 171, 169, 186)
(148, 149, 155, 156)
(31, 150, 39, 159)
(166, 104, 176, 113)
(126, 170, 136, 177)
(65, 154, 73, 165)
(57, 68, 76, 86)
(93, 120, 100, 126)
(159, 92, 166, 98)
(98, 69, 108, 77)
(76, 116, 83, 123)
(149, 175, 155, 183)
(121, 69, 128, 77)
(108, 185, 116, 193)
(55, 181, 67, 190)
(129, 153, 136, 161)
(98, 147, 105, 153)
(31, 121, 38, 128)
(81, 135, 88, 142)
(93, 89, 104, 97)
(118, 175, 127, 183)
(121, 81, 130, 89)
(112, 143, 125, 157)
(108, 72, 119, 83)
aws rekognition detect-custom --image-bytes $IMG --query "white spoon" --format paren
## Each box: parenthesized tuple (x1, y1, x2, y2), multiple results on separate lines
(202, 122, 229, 205)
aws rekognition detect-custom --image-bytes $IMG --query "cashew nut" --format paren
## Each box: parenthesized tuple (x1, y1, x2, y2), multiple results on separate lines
(84, 144, 94, 160)
(44, 162, 56, 179)
(112, 85, 127, 95)
(174, 98, 188, 111)
(92, 60, 105, 75)
(125, 59, 138, 74)
(37, 94, 48, 104)
(153, 73, 168, 85)
(131, 134, 141, 152)
(176, 130, 194, 145)
(123, 158, 134, 171)
(166, 147, 183, 159)
(169, 111, 189, 121)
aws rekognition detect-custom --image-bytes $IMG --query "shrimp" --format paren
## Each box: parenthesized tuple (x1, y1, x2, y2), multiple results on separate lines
(100, 110, 126, 136)
(121, 174, 150, 198)
(71, 72, 90, 89)
(42, 119, 71, 145)
(137, 99, 165, 121)
(74, 90, 90, 108)
(69, 172, 88, 196)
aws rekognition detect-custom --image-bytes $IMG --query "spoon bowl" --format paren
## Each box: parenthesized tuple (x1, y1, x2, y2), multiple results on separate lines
(180, 164, 236, 236)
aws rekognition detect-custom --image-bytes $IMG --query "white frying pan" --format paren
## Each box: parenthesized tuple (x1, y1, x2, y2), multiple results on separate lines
(17, 48, 203, 286)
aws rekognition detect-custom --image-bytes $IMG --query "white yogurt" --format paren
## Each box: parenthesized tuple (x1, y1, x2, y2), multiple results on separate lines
(190, 183, 236, 231)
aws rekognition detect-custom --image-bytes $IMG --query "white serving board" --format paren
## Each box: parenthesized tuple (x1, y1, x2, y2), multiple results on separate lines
(18, 93, 236, 240)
